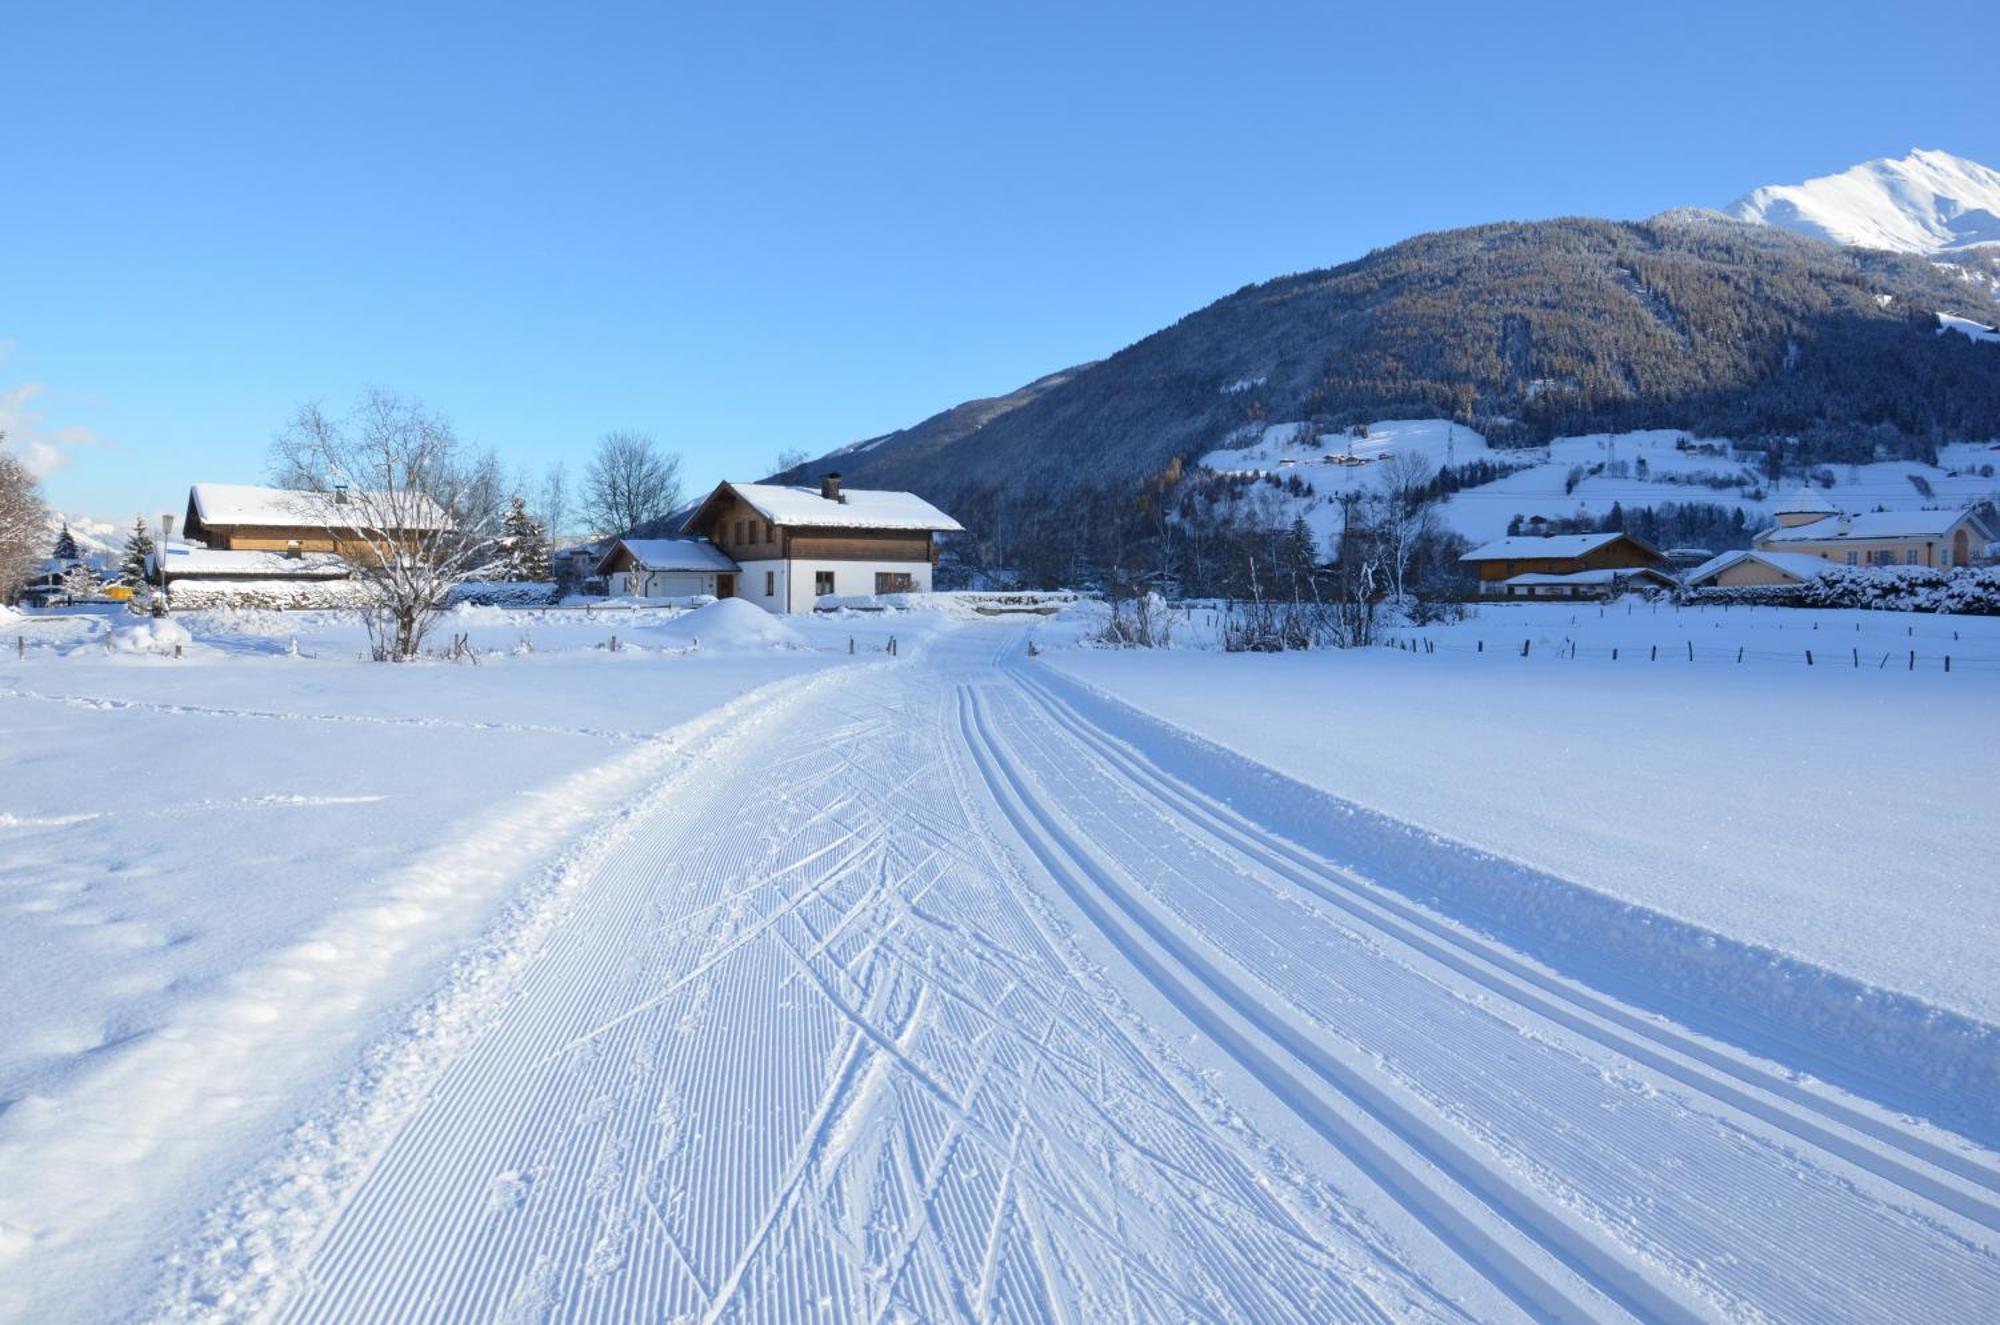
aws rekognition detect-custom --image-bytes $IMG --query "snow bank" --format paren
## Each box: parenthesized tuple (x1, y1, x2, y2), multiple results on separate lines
(649, 596, 805, 650)
(106, 617, 195, 655)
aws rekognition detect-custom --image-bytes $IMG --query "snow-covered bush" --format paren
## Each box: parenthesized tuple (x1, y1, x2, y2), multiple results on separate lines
(1686, 565, 2000, 615)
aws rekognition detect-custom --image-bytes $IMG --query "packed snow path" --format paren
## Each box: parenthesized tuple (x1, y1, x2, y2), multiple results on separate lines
(166, 626, 2000, 1323)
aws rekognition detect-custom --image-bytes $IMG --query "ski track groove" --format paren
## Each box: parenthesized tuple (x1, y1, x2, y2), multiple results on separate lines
(143, 624, 2000, 1325)
(1010, 662, 2000, 1218)
(979, 675, 2000, 1322)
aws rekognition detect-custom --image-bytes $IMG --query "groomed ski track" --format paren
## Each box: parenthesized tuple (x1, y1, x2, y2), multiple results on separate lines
(163, 624, 2000, 1324)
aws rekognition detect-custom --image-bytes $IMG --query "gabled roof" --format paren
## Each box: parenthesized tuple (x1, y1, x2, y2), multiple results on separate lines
(1758, 508, 1990, 544)
(187, 483, 452, 532)
(1684, 549, 1841, 586)
(682, 481, 963, 535)
(594, 538, 739, 575)
(1460, 531, 1652, 562)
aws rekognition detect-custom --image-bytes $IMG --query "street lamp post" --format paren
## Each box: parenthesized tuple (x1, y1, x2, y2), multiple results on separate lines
(155, 513, 176, 615)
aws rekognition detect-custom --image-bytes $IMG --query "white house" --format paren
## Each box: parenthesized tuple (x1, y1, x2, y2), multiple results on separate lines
(593, 538, 739, 599)
(679, 474, 963, 613)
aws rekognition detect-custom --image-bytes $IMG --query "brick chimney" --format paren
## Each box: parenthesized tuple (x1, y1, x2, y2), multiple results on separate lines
(820, 472, 845, 503)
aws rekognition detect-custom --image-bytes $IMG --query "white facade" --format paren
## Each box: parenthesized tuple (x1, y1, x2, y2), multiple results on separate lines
(736, 557, 934, 614)
(610, 568, 723, 599)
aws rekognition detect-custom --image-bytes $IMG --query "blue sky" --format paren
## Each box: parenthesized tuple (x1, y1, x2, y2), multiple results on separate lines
(6, 0, 1998, 527)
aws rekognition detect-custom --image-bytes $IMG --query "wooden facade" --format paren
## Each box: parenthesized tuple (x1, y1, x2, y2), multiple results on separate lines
(1468, 536, 1665, 584)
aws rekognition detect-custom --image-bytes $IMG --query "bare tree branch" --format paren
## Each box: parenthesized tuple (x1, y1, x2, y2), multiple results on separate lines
(269, 390, 496, 660)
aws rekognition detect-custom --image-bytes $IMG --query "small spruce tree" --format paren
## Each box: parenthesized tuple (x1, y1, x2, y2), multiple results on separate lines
(52, 523, 80, 563)
(121, 515, 155, 584)
(498, 494, 552, 581)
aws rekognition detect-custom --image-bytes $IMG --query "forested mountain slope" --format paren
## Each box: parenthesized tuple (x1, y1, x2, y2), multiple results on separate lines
(799, 216, 2000, 511)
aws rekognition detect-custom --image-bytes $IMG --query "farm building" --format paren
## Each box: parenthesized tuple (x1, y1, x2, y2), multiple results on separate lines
(1459, 531, 1670, 598)
(678, 474, 962, 613)
(593, 538, 738, 599)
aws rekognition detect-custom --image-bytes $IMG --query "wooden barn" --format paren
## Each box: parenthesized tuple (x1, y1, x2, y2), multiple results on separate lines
(1459, 532, 1670, 598)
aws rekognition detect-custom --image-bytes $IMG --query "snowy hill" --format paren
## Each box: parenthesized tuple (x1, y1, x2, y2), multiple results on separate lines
(1726, 149, 2000, 253)
(44, 512, 126, 570)
(1201, 419, 2000, 550)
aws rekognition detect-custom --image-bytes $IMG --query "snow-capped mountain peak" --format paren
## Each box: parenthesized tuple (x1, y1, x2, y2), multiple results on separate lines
(1725, 148, 2000, 253)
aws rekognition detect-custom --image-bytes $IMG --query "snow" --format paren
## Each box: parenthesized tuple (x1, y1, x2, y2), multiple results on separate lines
(641, 595, 807, 650)
(1199, 419, 2000, 549)
(1725, 148, 2000, 253)
(600, 537, 738, 572)
(1462, 531, 1630, 560)
(0, 603, 925, 1322)
(6, 602, 2000, 1323)
(105, 616, 194, 654)
(1761, 507, 1983, 542)
(188, 483, 452, 531)
(702, 481, 965, 532)
(1043, 601, 2000, 1026)
(151, 544, 350, 578)
(1940, 312, 2000, 344)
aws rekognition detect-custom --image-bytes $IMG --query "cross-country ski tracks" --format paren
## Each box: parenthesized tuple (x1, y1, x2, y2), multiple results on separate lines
(151, 626, 2000, 1324)
(960, 661, 2000, 1322)
(199, 658, 1473, 1324)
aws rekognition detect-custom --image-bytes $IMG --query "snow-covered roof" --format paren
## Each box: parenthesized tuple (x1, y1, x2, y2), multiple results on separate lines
(1503, 567, 1674, 586)
(1460, 532, 1629, 562)
(151, 545, 352, 579)
(188, 483, 452, 532)
(598, 538, 739, 573)
(1759, 508, 1987, 544)
(1683, 549, 1841, 586)
(689, 482, 964, 533)
(1771, 490, 1838, 516)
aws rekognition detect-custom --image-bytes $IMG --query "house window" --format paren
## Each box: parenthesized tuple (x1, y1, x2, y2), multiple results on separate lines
(1906, 549, 1919, 565)
(1871, 550, 1895, 567)
(765, 570, 775, 596)
(1846, 551, 1858, 565)
(815, 570, 835, 596)
(875, 572, 915, 594)
(763, 521, 774, 544)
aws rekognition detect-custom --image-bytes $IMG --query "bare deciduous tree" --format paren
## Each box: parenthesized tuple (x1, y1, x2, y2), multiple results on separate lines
(584, 432, 683, 536)
(1375, 450, 1440, 603)
(770, 447, 810, 481)
(270, 391, 496, 660)
(537, 461, 571, 543)
(0, 435, 50, 604)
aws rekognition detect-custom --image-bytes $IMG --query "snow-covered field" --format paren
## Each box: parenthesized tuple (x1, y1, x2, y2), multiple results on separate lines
(1044, 602, 2000, 1024)
(1201, 417, 2000, 547)
(0, 599, 923, 1320)
(3, 596, 1998, 1323)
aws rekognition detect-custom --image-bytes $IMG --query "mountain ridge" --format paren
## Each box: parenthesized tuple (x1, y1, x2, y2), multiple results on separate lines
(1726, 149, 2000, 253)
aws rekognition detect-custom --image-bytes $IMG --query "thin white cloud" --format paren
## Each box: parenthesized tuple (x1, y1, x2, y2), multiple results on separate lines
(0, 378, 113, 479)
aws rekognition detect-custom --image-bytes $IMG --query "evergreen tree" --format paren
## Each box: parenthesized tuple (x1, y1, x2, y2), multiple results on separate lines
(497, 494, 552, 581)
(120, 515, 155, 584)
(52, 523, 79, 563)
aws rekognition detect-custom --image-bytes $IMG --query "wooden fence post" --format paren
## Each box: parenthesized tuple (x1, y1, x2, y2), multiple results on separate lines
(1805, 649, 1814, 666)
(1650, 644, 1657, 662)
(1736, 646, 1743, 663)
